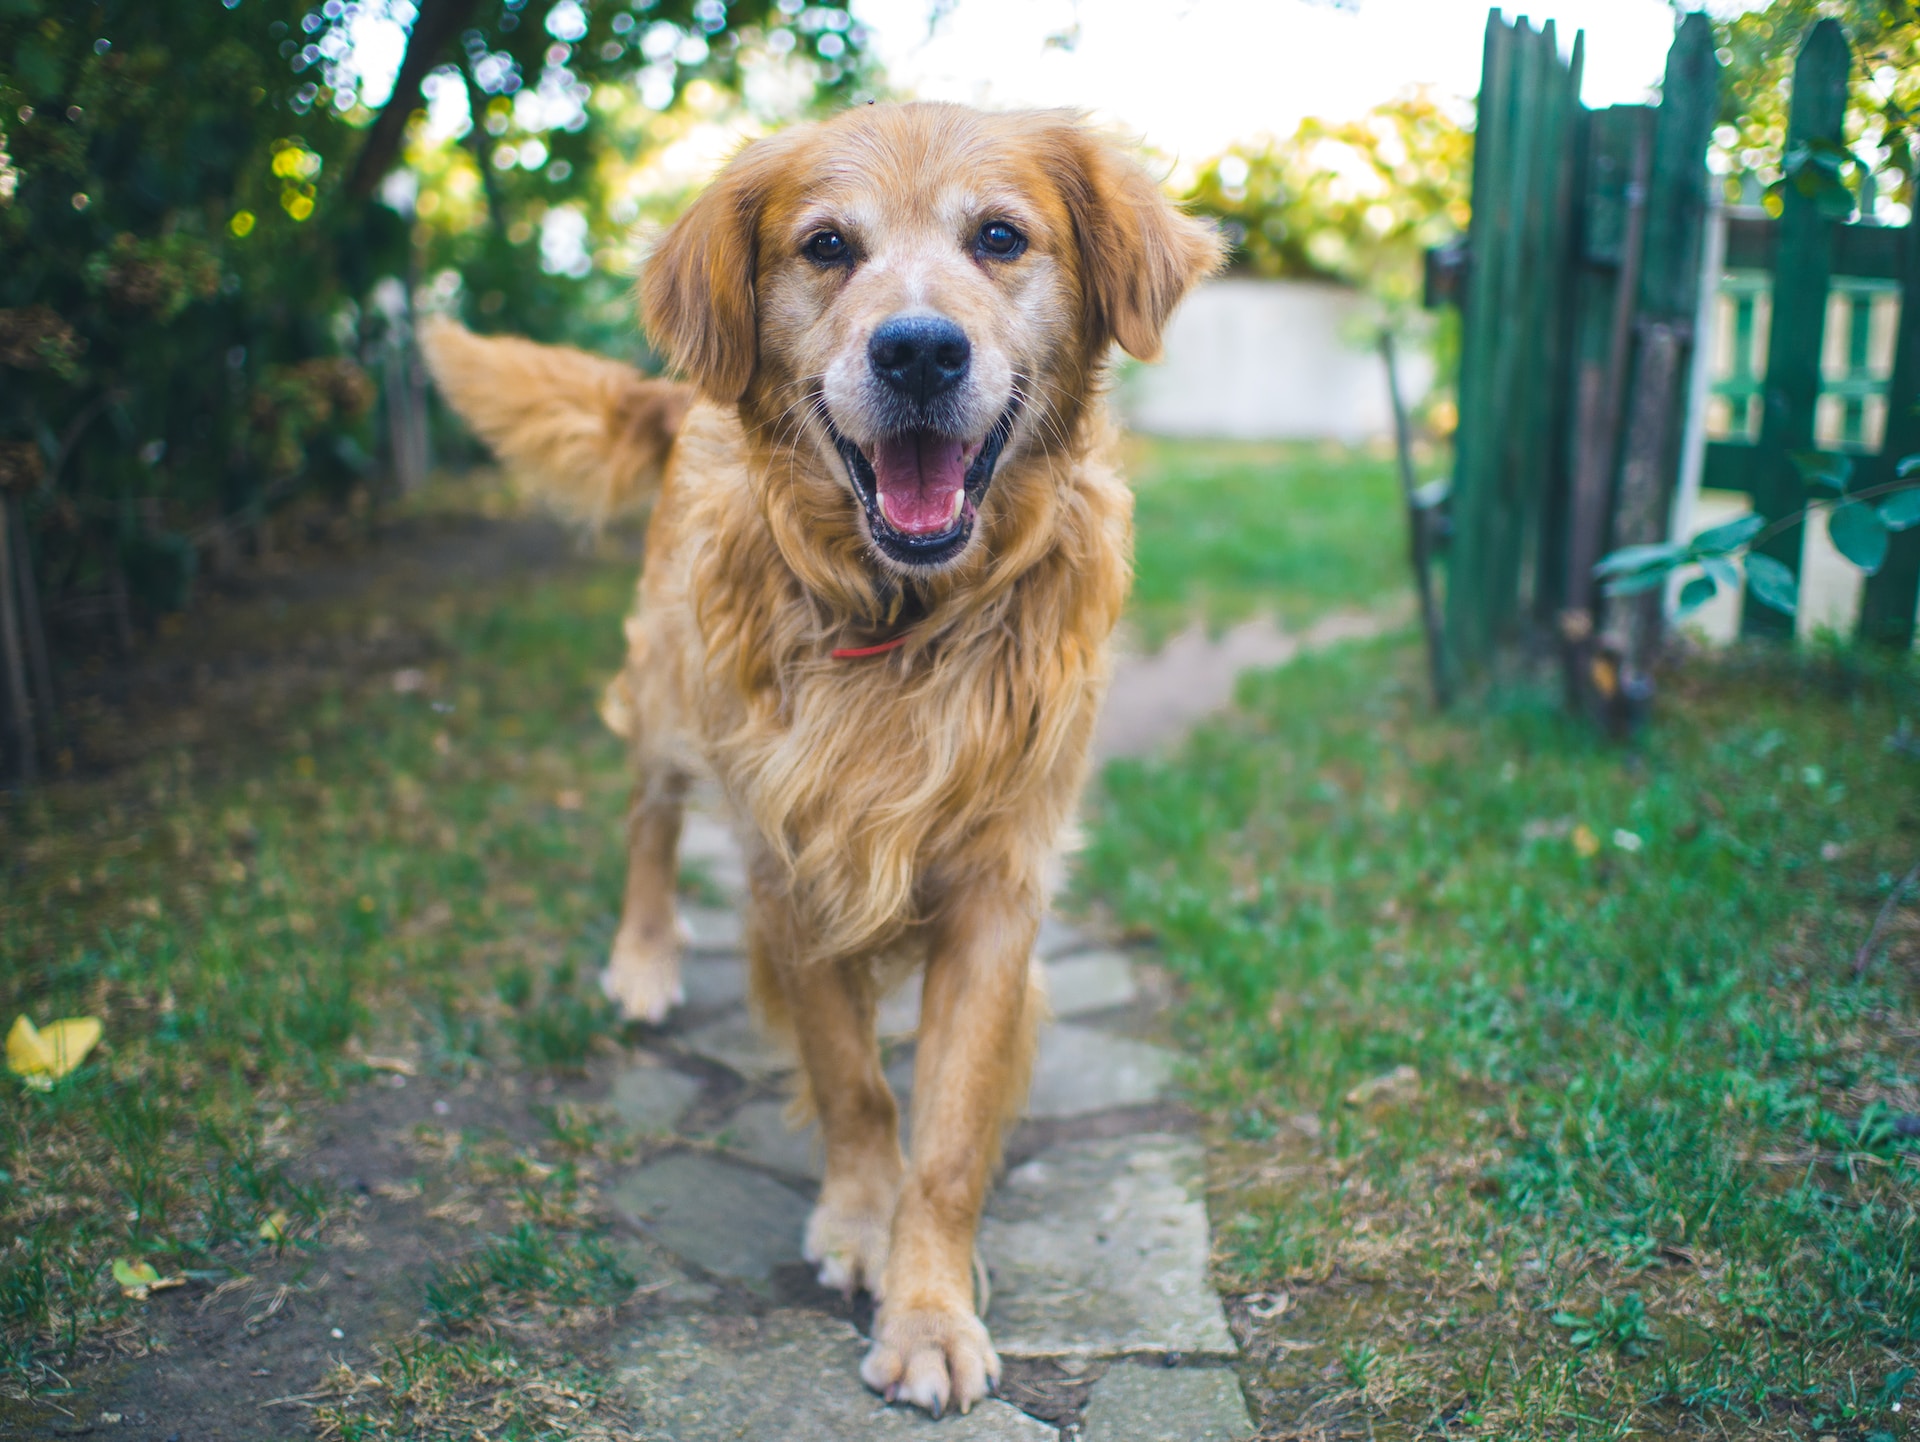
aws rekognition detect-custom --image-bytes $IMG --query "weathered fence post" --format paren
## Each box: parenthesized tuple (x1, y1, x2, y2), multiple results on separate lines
(1858, 207, 1920, 647)
(1744, 19, 1849, 639)
(1446, 11, 1514, 671)
(1561, 108, 1652, 631)
(1446, 12, 1583, 676)
(1612, 13, 1719, 674)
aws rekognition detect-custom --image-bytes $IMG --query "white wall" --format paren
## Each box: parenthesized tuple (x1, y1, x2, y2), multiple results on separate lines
(1119, 276, 1432, 443)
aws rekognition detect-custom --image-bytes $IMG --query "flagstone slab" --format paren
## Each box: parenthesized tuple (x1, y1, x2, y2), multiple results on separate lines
(609, 1151, 810, 1289)
(1041, 951, 1139, 1017)
(1079, 1362, 1254, 1441)
(885, 1025, 1172, 1122)
(877, 972, 923, 1038)
(680, 813, 749, 894)
(603, 1234, 719, 1308)
(679, 1014, 793, 1079)
(682, 904, 746, 954)
(981, 1134, 1234, 1357)
(1026, 1024, 1176, 1118)
(617, 1310, 1058, 1440)
(608, 1062, 705, 1135)
(716, 1097, 823, 1181)
(680, 955, 748, 1011)
(1036, 914, 1095, 959)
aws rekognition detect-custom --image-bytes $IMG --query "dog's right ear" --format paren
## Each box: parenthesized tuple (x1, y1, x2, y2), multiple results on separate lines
(642, 131, 798, 402)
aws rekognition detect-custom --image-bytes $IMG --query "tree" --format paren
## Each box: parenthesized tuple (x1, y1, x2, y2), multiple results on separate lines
(1705, 0, 1920, 209)
(1181, 91, 1472, 309)
(0, 0, 867, 779)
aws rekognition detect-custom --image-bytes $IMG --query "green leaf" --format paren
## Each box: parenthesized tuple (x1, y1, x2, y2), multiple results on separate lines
(1605, 569, 1669, 597)
(1829, 501, 1890, 573)
(1784, 143, 1859, 218)
(1676, 574, 1717, 616)
(1690, 514, 1765, 555)
(1745, 553, 1799, 615)
(1878, 488, 1920, 532)
(1594, 542, 1684, 578)
(1701, 554, 1741, 590)
(1791, 451, 1852, 493)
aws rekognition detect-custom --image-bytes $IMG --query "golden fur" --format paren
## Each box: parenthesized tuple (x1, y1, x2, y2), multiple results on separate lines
(423, 100, 1219, 1418)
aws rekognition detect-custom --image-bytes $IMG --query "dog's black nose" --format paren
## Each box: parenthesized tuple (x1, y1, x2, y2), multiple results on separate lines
(868, 315, 971, 406)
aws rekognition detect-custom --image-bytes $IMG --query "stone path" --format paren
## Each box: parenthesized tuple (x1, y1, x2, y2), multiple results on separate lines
(1092, 605, 1405, 761)
(596, 814, 1252, 1439)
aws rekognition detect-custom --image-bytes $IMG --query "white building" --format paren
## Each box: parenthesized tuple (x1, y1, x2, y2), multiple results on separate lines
(1119, 276, 1432, 443)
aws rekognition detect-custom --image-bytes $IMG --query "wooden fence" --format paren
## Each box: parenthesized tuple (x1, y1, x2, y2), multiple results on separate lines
(1436, 10, 1920, 710)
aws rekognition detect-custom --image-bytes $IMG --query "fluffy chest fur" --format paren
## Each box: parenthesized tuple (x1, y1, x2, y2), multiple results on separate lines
(622, 399, 1132, 958)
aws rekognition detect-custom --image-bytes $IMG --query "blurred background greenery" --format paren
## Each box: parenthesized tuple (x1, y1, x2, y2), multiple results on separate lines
(0, 0, 873, 673)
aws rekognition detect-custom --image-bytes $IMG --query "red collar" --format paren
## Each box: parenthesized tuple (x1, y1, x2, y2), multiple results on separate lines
(831, 633, 911, 660)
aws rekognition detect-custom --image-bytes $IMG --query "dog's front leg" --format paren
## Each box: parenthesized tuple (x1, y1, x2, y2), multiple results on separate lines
(862, 890, 1039, 1417)
(786, 955, 905, 1298)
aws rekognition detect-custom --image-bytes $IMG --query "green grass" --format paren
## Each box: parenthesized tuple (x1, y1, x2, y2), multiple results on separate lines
(1124, 436, 1413, 643)
(1078, 635, 1920, 1439)
(0, 519, 641, 1398)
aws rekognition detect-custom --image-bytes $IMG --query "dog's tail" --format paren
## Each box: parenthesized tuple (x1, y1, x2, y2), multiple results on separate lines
(420, 316, 695, 526)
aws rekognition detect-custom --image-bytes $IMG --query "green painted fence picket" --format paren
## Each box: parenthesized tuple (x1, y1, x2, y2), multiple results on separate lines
(1744, 19, 1849, 640)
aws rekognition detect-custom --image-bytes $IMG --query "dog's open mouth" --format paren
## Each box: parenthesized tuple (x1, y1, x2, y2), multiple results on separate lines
(829, 408, 1016, 567)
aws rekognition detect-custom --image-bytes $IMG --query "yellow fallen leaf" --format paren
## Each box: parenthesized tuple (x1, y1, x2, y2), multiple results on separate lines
(258, 1210, 292, 1243)
(112, 1259, 160, 1290)
(8, 1015, 102, 1088)
(1571, 824, 1600, 859)
(112, 1257, 186, 1300)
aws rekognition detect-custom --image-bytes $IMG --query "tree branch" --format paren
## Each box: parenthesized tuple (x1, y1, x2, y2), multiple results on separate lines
(461, 65, 509, 236)
(346, 0, 484, 199)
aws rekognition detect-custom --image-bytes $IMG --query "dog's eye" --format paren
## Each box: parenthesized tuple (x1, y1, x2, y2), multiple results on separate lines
(976, 221, 1026, 260)
(805, 230, 850, 265)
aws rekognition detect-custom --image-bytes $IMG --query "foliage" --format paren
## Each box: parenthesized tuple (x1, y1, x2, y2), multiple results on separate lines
(1080, 633, 1920, 1438)
(0, 0, 866, 678)
(1705, 0, 1920, 211)
(1181, 90, 1471, 308)
(1595, 456, 1920, 619)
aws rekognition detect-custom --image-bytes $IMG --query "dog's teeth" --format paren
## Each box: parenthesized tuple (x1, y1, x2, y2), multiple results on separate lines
(948, 490, 965, 522)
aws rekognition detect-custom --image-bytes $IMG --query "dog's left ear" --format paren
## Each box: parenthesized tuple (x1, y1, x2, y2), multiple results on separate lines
(642, 129, 800, 401)
(1058, 125, 1225, 362)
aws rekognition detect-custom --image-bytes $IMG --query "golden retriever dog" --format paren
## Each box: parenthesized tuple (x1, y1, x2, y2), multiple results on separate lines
(424, 101, 1219, 1416)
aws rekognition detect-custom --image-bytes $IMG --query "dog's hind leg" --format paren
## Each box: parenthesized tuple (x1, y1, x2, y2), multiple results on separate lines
(601, 766, 689, 1024)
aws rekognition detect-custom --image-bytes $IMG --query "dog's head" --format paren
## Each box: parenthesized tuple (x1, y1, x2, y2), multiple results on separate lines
(643, 103, 1222, 575)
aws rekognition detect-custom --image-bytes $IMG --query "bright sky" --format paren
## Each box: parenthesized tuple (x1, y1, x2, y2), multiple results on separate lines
(849, 0, 1767, 163)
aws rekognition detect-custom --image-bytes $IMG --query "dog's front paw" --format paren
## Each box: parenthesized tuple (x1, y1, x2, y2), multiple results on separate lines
(860, 1302, 999, 1418)
(803, 1189, 893, 1298)
(600, 927, 684, 1024)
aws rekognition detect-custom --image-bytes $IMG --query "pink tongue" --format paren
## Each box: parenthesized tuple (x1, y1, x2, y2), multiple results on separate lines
(872, 433, 968, 535)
